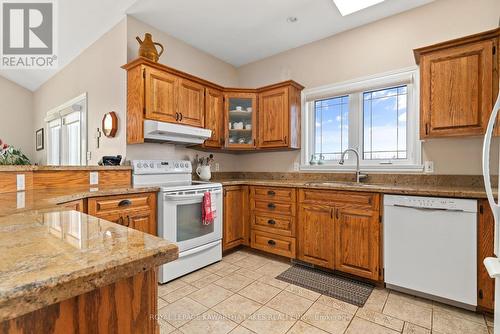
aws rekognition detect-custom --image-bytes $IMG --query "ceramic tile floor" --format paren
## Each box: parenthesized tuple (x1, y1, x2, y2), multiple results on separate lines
(156, 250, 494, 334)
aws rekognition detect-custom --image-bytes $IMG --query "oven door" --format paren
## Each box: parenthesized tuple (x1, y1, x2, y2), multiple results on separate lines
(162, 188, 222, 252)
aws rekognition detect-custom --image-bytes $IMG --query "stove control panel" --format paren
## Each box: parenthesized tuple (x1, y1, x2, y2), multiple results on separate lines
(132, 160, 192, 174)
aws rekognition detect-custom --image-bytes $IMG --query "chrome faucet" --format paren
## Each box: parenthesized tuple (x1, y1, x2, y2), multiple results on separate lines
(339, 148, 367, 183)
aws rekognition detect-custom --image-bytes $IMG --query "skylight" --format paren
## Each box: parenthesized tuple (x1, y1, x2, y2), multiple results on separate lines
(333, 0, 385, 16)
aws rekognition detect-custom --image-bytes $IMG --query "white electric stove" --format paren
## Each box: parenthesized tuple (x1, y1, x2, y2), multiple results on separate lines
(132, 160, 223, 283)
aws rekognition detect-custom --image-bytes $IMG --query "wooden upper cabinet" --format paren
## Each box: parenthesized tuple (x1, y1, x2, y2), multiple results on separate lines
(258, 82, 303, 149)
(204, 88, 224, 148)
(415, 28, 499, 138)
(224, 92, 257, 150)
(178, 78, 205, 127)
(123, 58, 304, 147)
(297, 203, 335, 269)
(259, 87, 289, 148)
(145, 66, 178, 123)
(335, 206, 380, 280)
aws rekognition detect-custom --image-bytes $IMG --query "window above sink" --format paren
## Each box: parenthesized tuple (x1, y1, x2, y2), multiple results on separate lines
(301, 67, 423, 172)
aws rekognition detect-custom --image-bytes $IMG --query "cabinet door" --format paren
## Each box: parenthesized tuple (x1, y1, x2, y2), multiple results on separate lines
(335, 206, 380, 280)
(178, 78, 205, 127)
(478, 200, 495, 311)
(145, 67, 178, 123)
(258, 87, 289, 148)
(223, 186, 246, 251)
(204, 88, 224, 148)
(127, 211, 156, 235)
(297, 204, 335, 269)
(420, 40, 494, 138)
(224, 92, 257, 150)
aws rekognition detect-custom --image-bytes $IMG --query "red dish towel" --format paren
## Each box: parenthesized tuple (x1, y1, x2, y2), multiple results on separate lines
(202, 192, 216, 225)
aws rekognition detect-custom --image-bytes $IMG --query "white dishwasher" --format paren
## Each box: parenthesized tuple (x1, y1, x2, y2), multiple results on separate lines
(384, 195, 477, 308)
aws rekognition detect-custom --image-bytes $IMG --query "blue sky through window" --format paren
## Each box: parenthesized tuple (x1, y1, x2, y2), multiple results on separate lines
(314, 96, 349, 160)
(363, 86, 407, 160)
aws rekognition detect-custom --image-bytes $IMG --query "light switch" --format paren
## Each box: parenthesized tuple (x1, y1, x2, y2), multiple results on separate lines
(89, 172, 99, 185)
(16, 174, 25, 191)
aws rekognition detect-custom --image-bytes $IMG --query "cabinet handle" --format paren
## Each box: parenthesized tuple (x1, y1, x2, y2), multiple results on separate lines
(336, 209, 340, 220)
(267, 190, 276, 196)
(330, 208, 333, 219)
(118, 199, 132, 207)
(253, 139, 256, 146)
(267, 203, 276, 209)
(267, 219, 276, 225)
(425, 123, 429, 135)
(284, 135, 288, 144)
(267, 240, 276, 246)
(175, 112, 179, 121)
(179, 113, 183, 121)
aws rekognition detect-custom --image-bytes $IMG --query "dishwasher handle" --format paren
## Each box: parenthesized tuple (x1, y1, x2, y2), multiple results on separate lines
(393, 204, 465, 213)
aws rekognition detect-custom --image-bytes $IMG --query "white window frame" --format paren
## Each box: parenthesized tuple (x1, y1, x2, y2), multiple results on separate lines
(45, 93, 88, 166)
(301, 67, 422, 172)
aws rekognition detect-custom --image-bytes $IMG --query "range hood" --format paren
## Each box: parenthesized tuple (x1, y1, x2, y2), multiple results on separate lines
(143, 120, 212, 144)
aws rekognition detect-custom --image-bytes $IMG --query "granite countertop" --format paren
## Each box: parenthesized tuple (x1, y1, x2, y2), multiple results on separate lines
(0, 186, 160, 217)
(217, 179, 492, 199)
(0, 165, 132, 172)
(0, 210, 178, 322)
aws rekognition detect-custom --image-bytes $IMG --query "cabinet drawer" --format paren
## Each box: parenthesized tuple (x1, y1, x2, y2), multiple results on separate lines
(251, 231, 296, 258)
(252, 214, 295, 237)
(253, 186, 296, 203)
(253, 199, 296, 216)
(88, 193, 153, 215)
(299, 189, 378, 209)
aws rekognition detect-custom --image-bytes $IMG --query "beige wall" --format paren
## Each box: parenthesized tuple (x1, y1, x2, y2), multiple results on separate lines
(0, 76, 34, 160)
(125, 17, 241, 170)
(33, 19, 128, 165)
(235, 0, 500, 174)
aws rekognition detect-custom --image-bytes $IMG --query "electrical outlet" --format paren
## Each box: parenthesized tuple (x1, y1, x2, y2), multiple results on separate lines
(86, 151, 92, 161)
(215, 163, 220, 172)
(293, 162, 300, 172)
(89, 172, 99, 185)
(424, 161, 434, 173)
(16, 174, 25, 191)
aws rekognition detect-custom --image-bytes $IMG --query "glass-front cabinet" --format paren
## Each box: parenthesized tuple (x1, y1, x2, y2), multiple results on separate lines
(224, 92, 257, 149)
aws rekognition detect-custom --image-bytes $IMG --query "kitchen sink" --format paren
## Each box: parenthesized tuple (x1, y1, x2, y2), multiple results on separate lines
(304, 181, 374, 187)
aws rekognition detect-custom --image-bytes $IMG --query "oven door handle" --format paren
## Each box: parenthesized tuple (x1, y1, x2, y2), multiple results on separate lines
(164, 190, 221, 201)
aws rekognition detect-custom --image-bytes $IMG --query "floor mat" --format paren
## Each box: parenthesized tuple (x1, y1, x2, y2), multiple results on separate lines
(276, 264, 374, 307)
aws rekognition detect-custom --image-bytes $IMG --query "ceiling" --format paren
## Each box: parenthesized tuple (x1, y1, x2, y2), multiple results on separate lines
(127, 0, 434, 66)
(1, 0, 434, 91)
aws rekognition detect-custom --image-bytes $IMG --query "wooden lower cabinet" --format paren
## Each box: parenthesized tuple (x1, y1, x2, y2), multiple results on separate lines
(478, 200, 495, 311)
(297, 189, 382, 281)
(335, 206, 380, 280)
(251, 230, 296, 258)
(59, 192, 158, 236)
(297, 204, 335, 269)
(2, 269, 158, 333)
(223, 186, 249, 251)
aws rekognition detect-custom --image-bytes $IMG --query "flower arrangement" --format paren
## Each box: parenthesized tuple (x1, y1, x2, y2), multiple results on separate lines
(0, 139, 31, 165)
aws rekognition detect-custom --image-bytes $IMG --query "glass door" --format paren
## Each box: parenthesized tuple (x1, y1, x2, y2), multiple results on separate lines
(224, 92, 257, 149)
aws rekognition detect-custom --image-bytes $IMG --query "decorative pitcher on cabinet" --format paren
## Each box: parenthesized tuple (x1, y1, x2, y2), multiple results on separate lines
(136, 33, 164, 62)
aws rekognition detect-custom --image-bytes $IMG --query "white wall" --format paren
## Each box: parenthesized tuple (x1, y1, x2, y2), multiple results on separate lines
(33, 19, 128, 165)
(125, 16, 241, 170)
(235, 0, 500, 174)
(0, 76, 34, 160)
